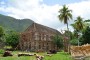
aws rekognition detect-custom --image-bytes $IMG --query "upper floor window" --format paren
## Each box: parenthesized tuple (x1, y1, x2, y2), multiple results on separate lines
(44, 35, 46, 41)
(34, 32, 39, 40)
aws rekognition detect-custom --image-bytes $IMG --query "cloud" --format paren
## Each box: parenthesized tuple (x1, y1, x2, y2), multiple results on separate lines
(0, 0, 63, 31)
(0, 0, 90, 32)
(68, 0, 90, 19)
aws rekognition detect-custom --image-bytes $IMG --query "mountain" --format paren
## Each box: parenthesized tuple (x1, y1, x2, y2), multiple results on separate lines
(0, 14, 34, 32)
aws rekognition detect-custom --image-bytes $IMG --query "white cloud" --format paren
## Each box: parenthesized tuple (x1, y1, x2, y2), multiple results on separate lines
(68, 0, 90, 19)
(0, 0, 62, 31)
(0, 0, 90, 32)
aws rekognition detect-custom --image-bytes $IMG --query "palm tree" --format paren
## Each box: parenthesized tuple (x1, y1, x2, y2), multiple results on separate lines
(58, 5, 72, 31)
(71, 16, 84, 46)
(71, 17, 90, 46)
(84, 19, 90, 28)
(71, 17, 90, 32)
(71, 16, 85, 37)
(74, 16, 84, 32)
(58, 5, 72, 52)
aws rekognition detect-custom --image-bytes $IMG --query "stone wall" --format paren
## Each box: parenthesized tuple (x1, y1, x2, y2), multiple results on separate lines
(19, 23, 60, 51)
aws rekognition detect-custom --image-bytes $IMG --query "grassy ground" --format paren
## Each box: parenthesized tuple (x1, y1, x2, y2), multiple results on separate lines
(0, 51, 72, 60)
(44, 52, 72, 60)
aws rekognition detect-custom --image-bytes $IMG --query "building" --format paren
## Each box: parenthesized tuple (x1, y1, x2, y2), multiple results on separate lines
(19, 22, 61, 51)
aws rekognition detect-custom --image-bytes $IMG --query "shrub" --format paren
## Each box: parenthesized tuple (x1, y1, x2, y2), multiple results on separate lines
(70, 38, 79, 45)
(0, 49, 5, 54)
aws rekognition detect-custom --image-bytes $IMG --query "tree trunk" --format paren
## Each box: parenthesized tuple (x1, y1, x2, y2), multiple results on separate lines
(67, 23, 69, 31)
(67, 23, 70, 53)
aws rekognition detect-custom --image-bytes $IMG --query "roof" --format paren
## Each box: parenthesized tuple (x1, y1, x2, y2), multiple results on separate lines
(25, 22, 61, 35)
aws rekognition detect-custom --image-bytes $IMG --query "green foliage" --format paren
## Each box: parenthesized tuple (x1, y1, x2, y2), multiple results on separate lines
(84, 19, 90, 22)
(63, 30, 73, 40)
(73, 30, 78, 38)
(71, 16, 84, 32)
(0, 49, 5, 54)
(58, 5, 72, 24)
(0, 26, 5, 43)
(53, 35, 63, 49)
(81, 26, 90, 44)
(70, 38, 78, 45)
(58, 5, 72, 31)
(0, 14, 34, 32)
(0, 26, 4, 37)
(5, 31, 20, 48)
(74, 16, 84, 31)
(70, 16, 88, 39)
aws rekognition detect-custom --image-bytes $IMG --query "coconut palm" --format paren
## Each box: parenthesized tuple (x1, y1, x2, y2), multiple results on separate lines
(58, 5, 72, 31)
(71, 16, 84, 40)
(73, 16, 84, 32)
(71, 17, 90, 32)
(84, 19, 90, 27)
(71, 16, 85, 46)
(58, 5, 72, 52)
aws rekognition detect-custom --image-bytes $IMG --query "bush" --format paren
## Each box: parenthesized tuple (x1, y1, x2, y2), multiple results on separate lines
(0, 49, 5, 54)
(70, 38, 79, 45)
(5, 31, 19, 48)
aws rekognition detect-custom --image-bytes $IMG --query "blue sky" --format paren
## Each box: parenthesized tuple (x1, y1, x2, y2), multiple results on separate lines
(43, 0, 82, 5)
(0, 0, 83, 7)
(0, 0, 90, 31)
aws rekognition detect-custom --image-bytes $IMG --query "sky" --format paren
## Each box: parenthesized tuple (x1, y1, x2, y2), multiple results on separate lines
(0, 0, 90, 32)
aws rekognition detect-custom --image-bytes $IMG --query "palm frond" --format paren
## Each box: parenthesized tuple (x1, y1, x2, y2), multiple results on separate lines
(84, 19, 90, 22)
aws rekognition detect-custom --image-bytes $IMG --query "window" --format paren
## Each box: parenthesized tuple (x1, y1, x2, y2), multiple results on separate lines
(39, 45, 41, 49)
(44, 35, 46, 41)
(34, 32, 39, 40)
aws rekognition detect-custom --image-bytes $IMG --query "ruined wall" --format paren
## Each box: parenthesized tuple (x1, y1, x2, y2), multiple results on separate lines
(19, 23, 59, 51)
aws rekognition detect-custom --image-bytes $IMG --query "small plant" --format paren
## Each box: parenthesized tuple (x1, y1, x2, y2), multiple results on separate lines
(0, 49, 5, 54)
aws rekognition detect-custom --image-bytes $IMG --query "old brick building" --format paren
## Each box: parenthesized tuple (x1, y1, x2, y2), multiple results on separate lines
(19, 23, 61, 51)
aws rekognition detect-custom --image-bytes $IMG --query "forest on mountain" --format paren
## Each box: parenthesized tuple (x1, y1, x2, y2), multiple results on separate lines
(0, 14, 34, 32)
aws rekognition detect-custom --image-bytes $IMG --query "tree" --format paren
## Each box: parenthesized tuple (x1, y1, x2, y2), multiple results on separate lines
(81, 26, 90, 44)
(0, 26, 4, 37)
(74, 16, 84, 32)
(71, 17, 90, 36)
(53, 35, 63, 50)
(0, 26, 4, 41)
(0, 26, 5, 49)
(5, 31, 19, 48)
(70, 39, 78, 46)
(84, 19, 90, 30)
(84, 19, 90, 22)
(58, 5, 72, 52)
(58, 5, 72, 31)
(71, 16, 85, 38)
(71, 16, 84, 46)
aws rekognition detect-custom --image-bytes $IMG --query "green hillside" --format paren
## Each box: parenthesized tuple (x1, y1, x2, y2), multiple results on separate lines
(0, 14, 34, 32)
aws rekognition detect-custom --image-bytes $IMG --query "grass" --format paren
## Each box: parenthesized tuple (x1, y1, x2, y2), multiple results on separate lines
(44, 52, 72, 60)
(0, 56, 35, 60)
(0, 51, 72, 60)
